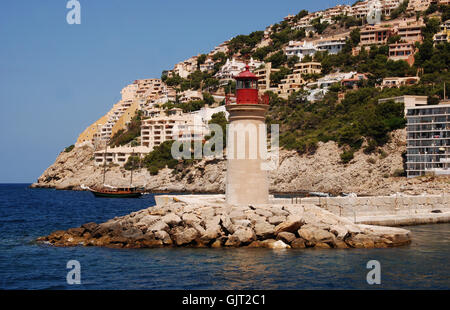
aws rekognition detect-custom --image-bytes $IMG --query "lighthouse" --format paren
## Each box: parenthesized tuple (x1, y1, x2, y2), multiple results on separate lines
(225, 65, 270, 205)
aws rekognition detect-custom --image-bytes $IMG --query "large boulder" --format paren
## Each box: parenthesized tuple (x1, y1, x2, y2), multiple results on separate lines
(276, 232, 296, 244)
(268, 215, 285, 226)
(274, 217, 304, 235)
(137, 215, 160, 227)
(182, 213, 202, 226)
(147, 220, 169, 233)
(120, 227, 144, 239)
(254, 222, 275, 239)
(345, 233, 376, 248)
(262, 239, 291, 249)
(155, 230, 173, 245)
(297, 225, 335, 246)
(172, 227, 199, 246)
(220, 215, 235, 234)
(291, 238, 306, 249)
(225, 227, 255, 246)
(162, 213, 182, 226)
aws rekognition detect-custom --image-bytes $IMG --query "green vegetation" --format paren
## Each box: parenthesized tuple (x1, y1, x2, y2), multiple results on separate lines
(206, 112, 228, 147)
(124, 155, 141, 171)
(268, 87, 406, 158)
(64, 145, 75, 153)
(311, 17, 329, 34)
(270, 67, 292, 85)
(150, 6, 450, 171)
(265, 51, 287, 68)
(390, 0, 409, 20)
(109, 111, 142, 147)
(332, 15, 363, 28)
(142, 141, 179, 175)
(227, 31, 265, 55)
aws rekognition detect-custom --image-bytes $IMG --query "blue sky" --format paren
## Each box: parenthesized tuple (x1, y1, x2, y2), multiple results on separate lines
(0, 0, 353, 183)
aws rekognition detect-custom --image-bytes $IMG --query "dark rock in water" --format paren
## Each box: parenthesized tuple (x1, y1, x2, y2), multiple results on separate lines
(120, 227, 144, 239)
(291, 238, 306, 249)
(81, 222, 98, 232)
(67, 227, 85, 237)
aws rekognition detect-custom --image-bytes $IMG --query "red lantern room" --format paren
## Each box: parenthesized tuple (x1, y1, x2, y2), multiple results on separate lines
(235, 64, 259, 104)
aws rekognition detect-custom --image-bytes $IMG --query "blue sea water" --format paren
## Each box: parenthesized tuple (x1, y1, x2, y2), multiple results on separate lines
(0, 183, 449, 290)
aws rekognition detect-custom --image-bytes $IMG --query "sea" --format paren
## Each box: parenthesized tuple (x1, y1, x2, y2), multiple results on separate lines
(0, 184, 449, 290)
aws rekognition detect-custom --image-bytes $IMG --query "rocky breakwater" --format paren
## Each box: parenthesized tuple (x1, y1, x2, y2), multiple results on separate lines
(37, 202, 411, 249)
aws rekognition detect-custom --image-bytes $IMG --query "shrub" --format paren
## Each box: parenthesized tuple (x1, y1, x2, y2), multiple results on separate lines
(340, 150, 355, 164)
(367, 157, 376, 164)
(392, 169, 405, 177)
(64, 145, 75, 153)
(143, 140, 179, 175)
(109, 111, 142, 147)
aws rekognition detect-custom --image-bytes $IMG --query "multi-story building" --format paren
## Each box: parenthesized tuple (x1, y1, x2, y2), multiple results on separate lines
(285, 41, 317, 60)
(209, 41, 229, 56)
(314, 36, 348, 54)
(276, 73, 307, 98)
(396, 19, 424, 43)
(199, 58, 216, 72)
(254, 62, 280, 91)
(214, 57, 263, 83)
(140, 108, 212, 150)
(434, 21, 450, 45)
(406, 102, 450, 177)
(349, 0, 371, 19)
(178, 90, 203, 103)
(172, 56, 198, 78)
(389, 42, 416, 65)
(93, 146, 152, 167)
(341, 73, 368, 89)
(293, 62, 322, 75)
(381, 76, 420, 88)
(360, 24, 394, 46)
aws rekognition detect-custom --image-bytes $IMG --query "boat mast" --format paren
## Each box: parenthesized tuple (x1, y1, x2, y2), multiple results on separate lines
(102, 140, 108, 186)
(130, 149, 134, 187)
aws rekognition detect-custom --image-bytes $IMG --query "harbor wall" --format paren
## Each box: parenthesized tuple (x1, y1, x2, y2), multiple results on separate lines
(272, 194, 450, 226)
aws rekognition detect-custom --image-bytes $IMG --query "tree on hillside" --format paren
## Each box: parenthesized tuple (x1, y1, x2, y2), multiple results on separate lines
(265, 51, 287, 68)
(270, 67, 292, 85)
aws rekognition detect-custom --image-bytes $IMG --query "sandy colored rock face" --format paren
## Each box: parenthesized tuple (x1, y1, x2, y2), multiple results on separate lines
(38, 201, 412, 250)
(32, 129, 450, 196)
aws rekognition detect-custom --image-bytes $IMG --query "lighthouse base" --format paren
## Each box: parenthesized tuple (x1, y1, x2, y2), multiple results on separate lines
(225, 104, 269, 206)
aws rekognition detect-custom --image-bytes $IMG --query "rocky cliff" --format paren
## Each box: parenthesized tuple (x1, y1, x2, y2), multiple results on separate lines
(32, 129, 450, 195)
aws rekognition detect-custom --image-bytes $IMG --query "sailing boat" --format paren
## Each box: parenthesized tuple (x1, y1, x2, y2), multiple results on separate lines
(88, 143, 143, 198)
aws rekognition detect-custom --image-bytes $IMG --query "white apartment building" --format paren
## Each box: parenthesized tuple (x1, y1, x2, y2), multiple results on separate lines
(406, 103, 450, 177)
(199, 58, 216, 72)
(140, 108, 210, 150)
(214, 57, 264, 82)
(315, 36, 348, 54)
(285, 41, 317, 60)
(381, 76, 420, 89)
(93, 146, 152, 167)
(178, 90, 203, 103)
(173, 56, 198, 78)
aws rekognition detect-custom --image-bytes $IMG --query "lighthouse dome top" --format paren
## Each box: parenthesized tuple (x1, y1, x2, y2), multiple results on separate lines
(235, 64, 258, 80)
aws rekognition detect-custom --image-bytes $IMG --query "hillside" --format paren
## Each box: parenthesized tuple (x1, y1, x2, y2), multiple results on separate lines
(34, 1, 450, 193)
(32, 129, 450, 195)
